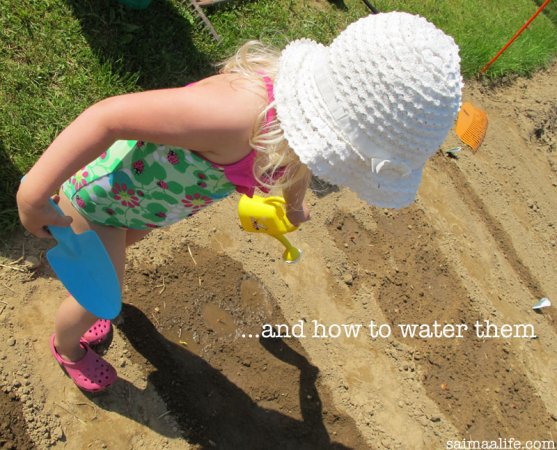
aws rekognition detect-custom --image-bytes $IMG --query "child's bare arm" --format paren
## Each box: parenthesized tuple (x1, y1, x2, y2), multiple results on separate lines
(17, 75, 265, 237)
(282, 164, 312, 226)
(21, 80, 261, 201)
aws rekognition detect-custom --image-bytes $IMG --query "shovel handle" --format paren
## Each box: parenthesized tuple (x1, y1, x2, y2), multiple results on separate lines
(47, 198, 75, 243)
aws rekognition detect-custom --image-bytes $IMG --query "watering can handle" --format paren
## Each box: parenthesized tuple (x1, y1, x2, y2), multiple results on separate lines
(262, 196, 298, 232)
(263, 196, 286, 205)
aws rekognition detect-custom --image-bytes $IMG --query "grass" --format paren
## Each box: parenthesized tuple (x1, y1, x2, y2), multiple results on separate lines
(535, 0, 557, 27)
(373, 0, 557, 78)
(1, 0, 556, 236)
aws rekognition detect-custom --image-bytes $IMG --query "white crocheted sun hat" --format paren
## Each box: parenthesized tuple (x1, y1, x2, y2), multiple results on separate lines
(274, 12, 463, 208)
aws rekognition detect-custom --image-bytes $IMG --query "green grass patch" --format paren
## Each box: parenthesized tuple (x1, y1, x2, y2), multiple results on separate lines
(373, 0, 557, 78)
(535, 0, 557, 27)
(1, 0, 556, 236)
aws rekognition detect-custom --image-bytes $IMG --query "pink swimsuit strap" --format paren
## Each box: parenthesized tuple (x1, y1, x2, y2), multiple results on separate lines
(194, 71, 279, 197)
(258, 71, 276, 125)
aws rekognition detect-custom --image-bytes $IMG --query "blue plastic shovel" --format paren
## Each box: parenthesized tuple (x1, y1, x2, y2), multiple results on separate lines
(46, 199, 122, 319)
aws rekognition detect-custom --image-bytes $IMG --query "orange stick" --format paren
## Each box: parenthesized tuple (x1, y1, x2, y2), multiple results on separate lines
(480, 0, 552, 74)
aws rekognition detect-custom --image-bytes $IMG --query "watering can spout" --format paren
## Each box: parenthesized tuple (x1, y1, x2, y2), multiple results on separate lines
(274, 234, 302, 263)
(238, 195, 302, 263)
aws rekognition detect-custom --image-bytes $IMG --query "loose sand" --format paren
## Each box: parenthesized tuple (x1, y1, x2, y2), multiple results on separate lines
(1, 64, 556, 449)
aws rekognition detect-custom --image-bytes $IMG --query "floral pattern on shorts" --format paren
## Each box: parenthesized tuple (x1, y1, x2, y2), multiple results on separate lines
(62, 140, 236, 229)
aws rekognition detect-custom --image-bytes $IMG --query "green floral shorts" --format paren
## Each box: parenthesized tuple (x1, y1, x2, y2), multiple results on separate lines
(62, 140, 236, 229)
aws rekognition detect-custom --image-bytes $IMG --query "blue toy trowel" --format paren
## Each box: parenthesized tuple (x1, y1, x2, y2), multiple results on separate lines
(46, 199, 122, 319)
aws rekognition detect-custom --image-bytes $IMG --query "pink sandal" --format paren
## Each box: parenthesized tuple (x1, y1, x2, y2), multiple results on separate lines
(50, 334, 117, 392)
(82, 319, 112, 345)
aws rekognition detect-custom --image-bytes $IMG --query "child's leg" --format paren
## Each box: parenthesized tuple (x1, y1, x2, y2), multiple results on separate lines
(54, 298, 99, 360)
(53, 192, 127, 361)
(126, 229, 151, 247)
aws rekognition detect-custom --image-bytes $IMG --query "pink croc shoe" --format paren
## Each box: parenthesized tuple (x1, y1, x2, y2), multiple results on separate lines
(82, 319, 112, 345)
(50, 334, 117, 392)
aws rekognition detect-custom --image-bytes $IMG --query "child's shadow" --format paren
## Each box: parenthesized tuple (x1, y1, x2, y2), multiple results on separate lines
(0, 140, 22, 239)
(65, 0, 214, 89)
(94, 304, 352, 449)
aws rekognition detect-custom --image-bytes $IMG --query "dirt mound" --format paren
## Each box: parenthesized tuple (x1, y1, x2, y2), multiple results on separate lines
(119, 245, 368, 449)
(0, 63, 556, 449)
(329, 206, 551, 438)
(0, 391, 34, 449)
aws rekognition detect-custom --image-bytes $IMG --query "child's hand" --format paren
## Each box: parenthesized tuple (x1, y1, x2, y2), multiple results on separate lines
(16, 191, 73, 239)
(286, 201, 310, 227)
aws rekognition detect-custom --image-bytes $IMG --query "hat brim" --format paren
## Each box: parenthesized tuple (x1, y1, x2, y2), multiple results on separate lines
(275, 39, 425, 209)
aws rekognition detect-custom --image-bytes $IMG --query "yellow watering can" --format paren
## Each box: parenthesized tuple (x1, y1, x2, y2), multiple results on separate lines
(238, 195, 302, 263)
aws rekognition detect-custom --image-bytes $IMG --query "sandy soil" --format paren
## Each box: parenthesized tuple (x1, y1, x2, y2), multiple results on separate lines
(1, 63, 556, 450)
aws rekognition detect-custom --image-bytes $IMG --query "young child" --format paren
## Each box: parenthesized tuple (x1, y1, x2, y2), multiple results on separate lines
(16, 12, 462, 392)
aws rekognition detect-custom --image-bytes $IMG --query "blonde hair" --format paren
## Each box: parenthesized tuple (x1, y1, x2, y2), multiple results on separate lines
(219, 41, 308, 191)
